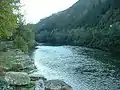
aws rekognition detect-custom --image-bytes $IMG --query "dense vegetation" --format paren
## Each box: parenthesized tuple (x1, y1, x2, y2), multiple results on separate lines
(13, 23, 35, 52)
(0, 0, 35, 52)
(36, 0, 120, 53)
(0, 0, 20, 39)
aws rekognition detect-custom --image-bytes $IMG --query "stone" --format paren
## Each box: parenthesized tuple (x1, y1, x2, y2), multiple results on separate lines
(0, 76, 8, 90)
(35, 79, 45, 90)
(29, 73, 47, 81)
(0, 66, 5, 76)
(45, 80, 73, 90)
(5, 72, 30, 86)
(8, 63, 24, 72)
(24, 64, 37, 73)
(20, 81, 36, 90)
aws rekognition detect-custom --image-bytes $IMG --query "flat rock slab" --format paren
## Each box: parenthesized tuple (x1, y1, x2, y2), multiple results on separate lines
(45, 80, 73, 90)
(5, 72, 30, 86)
(29, 73, 47, 81)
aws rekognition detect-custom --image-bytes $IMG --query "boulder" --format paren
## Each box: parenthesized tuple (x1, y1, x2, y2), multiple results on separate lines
(24, 64, 37, 73)
(0, 66, 5, 76)
(20, 81, 36, 90)
(5, 72, 30, 86)
(45, 80, 73, 90)
(8, 63, 24, 72)
(29, 73, 47, 81)
(0, 76, 9, 90)
(35, 79, 45, 90)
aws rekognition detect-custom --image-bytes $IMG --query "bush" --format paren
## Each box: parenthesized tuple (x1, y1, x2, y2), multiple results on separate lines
(13, 36, 28, 53)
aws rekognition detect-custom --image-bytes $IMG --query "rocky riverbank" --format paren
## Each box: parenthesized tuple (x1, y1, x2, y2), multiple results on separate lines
(0, 41, 73, 90)
(0, 48, 37, 90)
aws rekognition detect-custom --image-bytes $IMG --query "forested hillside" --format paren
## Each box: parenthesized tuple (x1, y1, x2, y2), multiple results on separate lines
(0, 0, 35, 52)
(36, 0, 120, 53)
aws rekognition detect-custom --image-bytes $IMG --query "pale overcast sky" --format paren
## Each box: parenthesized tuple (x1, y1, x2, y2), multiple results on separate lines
(21, 0, 78, 23)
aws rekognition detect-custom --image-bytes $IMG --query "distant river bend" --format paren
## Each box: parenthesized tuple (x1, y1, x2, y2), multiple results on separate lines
(32, 45, 120, 90)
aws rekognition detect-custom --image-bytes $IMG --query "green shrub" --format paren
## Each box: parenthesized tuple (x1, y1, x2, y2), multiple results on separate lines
(13, 36, 28, 53)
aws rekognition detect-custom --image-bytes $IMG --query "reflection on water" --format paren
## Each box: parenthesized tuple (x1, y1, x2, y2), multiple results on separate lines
(32, 46, 120, 90)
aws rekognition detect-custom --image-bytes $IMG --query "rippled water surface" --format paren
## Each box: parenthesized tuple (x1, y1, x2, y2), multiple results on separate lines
(32, 45, 120, 90)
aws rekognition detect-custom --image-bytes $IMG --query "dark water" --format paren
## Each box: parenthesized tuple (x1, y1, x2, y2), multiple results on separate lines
(32, 46, 120, 90)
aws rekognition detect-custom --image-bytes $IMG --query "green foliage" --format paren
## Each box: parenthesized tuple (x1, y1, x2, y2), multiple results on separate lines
(13, 23, 35, 52)
(0, 0, 20, 39)
(13, 36, 28, 53)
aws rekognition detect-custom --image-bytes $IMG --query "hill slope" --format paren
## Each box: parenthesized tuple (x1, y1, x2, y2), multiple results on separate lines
(36, 0, 120, 53)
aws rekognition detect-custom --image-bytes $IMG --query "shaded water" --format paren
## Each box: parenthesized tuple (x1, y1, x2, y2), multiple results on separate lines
(32, 46, 120, 90)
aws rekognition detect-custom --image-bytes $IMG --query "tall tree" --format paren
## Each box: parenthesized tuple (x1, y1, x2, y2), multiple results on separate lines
(0, 0, 20, 39)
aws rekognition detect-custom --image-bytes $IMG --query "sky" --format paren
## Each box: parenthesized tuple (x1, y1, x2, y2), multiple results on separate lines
(20, 0, 78, 23)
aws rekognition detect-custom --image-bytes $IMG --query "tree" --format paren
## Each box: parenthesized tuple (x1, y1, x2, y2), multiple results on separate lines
(13, 23, 35, 52)
(0, 0, 20, 39)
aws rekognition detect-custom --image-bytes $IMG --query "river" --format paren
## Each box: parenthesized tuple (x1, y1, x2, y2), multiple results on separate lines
(32, 45, 120, 90)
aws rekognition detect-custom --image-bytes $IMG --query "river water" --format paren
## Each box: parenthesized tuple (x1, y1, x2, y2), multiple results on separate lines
(32, 45, 120, 90)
